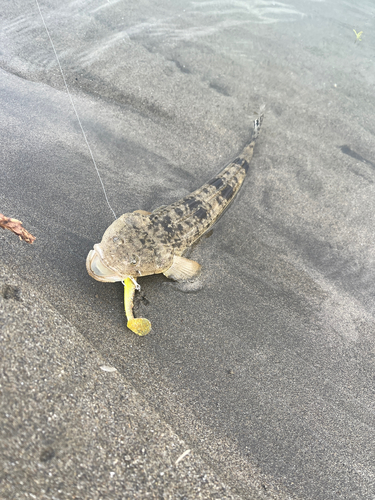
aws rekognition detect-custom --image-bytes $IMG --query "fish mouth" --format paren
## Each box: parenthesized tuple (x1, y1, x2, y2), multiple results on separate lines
(86, 244, 122, 282)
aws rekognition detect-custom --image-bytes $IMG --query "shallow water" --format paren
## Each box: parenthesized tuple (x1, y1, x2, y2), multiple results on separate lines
(2, 1, 375, 498)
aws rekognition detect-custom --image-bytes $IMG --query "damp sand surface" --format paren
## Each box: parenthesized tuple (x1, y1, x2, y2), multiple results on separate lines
(1, 1, 375, 498)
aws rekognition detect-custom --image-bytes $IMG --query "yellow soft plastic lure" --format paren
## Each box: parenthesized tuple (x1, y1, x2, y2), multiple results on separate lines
(123, 277, 151, 336)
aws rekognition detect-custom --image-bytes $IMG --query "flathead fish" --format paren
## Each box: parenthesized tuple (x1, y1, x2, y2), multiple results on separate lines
(87, 113, 264, 335)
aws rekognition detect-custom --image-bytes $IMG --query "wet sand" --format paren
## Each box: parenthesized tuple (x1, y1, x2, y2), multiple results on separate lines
(1, 264, 243, 499)
(1, 1, 375, 498)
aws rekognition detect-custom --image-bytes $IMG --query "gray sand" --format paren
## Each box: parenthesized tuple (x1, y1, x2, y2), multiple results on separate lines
(1, 1, 375, 498)
(1, 264, 244, 499)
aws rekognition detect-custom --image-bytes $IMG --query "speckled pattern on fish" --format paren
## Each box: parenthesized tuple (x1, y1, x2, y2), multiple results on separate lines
(86, 113, 264, 334)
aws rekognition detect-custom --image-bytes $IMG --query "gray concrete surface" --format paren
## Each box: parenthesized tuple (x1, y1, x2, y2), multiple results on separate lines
(1, 0, 375, 498)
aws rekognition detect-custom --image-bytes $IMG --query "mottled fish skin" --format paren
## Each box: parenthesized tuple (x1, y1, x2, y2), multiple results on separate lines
(153, 114, 264, 255)
(86, 113, 263, 282)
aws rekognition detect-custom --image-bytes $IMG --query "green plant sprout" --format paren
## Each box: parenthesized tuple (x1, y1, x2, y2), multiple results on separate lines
(353, 29, 363, 42)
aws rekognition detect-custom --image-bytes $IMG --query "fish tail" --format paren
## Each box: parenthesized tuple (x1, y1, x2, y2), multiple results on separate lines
(167, 108, 265, 247)
(236, 107, 264, 168)
(193, 108, 264, 203)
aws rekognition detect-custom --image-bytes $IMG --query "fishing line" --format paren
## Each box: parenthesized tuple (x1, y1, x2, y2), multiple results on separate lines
(34, 0, 117, 220)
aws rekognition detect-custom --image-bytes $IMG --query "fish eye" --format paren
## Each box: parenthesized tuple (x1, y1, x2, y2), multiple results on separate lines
(113, 236, 124, 244)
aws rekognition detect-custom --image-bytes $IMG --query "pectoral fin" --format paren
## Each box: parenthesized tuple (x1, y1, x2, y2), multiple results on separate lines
(163, 255, 201, 282)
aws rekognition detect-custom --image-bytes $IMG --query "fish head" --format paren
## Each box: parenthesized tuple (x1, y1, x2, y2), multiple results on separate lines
(86, 211, 172, 282)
